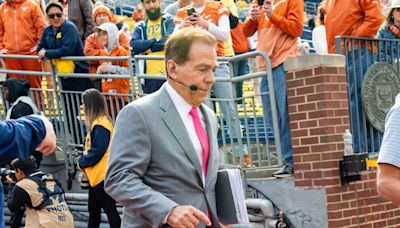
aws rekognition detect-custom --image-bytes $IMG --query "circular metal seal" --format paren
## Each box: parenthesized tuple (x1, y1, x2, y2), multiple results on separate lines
(362, 62, 400, 132)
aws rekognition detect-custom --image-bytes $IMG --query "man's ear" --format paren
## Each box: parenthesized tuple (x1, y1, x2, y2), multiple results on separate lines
(166, 59, 177, 78)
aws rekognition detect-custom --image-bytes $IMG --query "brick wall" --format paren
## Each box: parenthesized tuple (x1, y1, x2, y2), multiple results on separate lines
(284, 55, 400, 227)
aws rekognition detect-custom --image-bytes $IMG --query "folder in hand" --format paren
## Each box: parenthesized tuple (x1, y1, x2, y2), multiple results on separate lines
(216, 169, 249, 224)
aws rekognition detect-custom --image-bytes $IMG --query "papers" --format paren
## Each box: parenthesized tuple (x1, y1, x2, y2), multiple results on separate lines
(216, 169, 249, 224)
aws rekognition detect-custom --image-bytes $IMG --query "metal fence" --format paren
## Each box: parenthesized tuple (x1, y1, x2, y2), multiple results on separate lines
(0, 51, 283, 177)
(335, 36, 400, 154)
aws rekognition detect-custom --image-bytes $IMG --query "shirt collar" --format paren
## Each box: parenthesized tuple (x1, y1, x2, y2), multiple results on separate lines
(166, 81, 193, 116)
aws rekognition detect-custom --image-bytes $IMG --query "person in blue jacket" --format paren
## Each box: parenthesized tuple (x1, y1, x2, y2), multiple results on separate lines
(37, 1, 93, 147)
(0, 114, 56, 227)
(131, 0, 174, 94)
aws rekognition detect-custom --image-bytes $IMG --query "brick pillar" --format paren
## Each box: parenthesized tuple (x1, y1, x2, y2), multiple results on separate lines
(284, 54, 400, 227)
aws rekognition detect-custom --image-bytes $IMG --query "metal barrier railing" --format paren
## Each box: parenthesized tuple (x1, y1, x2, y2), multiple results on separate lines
(334, 36, 400, 154)
(0, 51, 283, 181)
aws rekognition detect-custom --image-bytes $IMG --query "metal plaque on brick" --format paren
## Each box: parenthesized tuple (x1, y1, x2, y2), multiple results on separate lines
(362, 62, 400, 132)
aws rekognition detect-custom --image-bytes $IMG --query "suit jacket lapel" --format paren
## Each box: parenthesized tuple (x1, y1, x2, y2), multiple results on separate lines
(200, 104, 217, 190)
(159, 86, 204, 181)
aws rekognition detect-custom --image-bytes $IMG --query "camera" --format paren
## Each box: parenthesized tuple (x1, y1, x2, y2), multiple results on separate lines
(0, 168, 17, 182)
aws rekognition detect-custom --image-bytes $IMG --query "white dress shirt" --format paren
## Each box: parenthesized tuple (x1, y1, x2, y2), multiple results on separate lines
(165, 82, 208, 183)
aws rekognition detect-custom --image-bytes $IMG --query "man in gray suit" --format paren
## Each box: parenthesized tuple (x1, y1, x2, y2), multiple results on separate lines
(105, 28, 222, 228)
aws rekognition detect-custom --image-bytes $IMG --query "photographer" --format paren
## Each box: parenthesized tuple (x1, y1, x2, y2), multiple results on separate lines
(0, 115, 56, 226)
(7, 156, 74, 227)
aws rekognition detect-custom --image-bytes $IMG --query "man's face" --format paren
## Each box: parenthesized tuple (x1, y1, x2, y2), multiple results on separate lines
(167, 41, 217, 106)
(95, 13, 111, 26)
(15, 169, 25, 182)
(47, 7, 65, 29)
(143, 0, 161, 20)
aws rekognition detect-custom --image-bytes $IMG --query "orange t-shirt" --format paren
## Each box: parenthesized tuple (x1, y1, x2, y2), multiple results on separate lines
(100, 46, 130, 95)
(175, 1, 230, 57)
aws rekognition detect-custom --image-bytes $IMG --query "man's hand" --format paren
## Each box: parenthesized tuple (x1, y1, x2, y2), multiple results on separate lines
(38, 49, 46, 58)
(35, 115, 56, 156)
(167, 205, 211, 228)
(263, 0, 273, 19)
(249, 4, 262, 21)
(190, 14, 209, 30)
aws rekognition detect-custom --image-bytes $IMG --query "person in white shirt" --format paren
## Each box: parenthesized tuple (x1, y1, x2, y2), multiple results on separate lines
(312, 3, 327, 54)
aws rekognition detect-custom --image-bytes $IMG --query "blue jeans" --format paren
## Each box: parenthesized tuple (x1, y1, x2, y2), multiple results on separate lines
(260, 64, 293, 167)
(346, 49, 381, 153)
(207, 64, 244, 155)
(233, 54, 250, 103)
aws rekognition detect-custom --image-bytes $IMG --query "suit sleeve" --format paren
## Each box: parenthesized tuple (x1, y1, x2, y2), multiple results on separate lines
(0, 115, 46, 163)
(269, 0, 304, 38)
(105, 104, 178, 228)
(353, 0, 384, 37)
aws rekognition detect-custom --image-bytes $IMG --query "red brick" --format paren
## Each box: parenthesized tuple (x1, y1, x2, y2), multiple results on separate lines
(319, 117, 342, 127)
(329, 218, 352, 227)
(291, 138, 300, 146)
(314, 178, 340, 186)
(322, 169, 340, 178)
(365, 214, 380, 222)
(368, 172, 377, 179)
(341, 100, 349, 108)
(308, 109, 334, 119)
(309, 126, 335, 136)
(290, 112, 307, 121)
(320, 134, 343, 143)
(334, 109, 350, 117)
(326, 185, 348, 194)
(292, 146, 311, 154)
(343, 208, 357, 217)
(342, 192, 356, 201)
(293, 155, 302, 163)
(288, 105, 297, 113)
(359, 206, 372, 214)
(327, 194, 341, 202)
(363, 197, 379, 206)
(300, 137, 319, 145)
(373, 221, 387, 227)
(305, 75, 330, 84)
(295, 179, 312, 187)
(328, 211, 343, 219)
(288, 96, 305, 105)
(299, 120, 318, 128)
(287, 88, 295, 97)
(358, 190, 371, 198)
(386, 217, 400, 225)
(321, 152, 343, 160)
(359, 224, 373, 228)
(316, 84, 340, 93)
(287, 78, 304, 88)
(317, 101, 342, 110)
(298, 103, 316, 112)
(291, 129, 309, 138)
(303, 170, 323, 179)
(380, 211, 393, 219)
(332, 92, 349, 100)
(337, 67, 346, 75)
(294, 163, 312, 170)
(313, 161, 338, 169)
(302, 153, 322, 162)
(307, 93, 332, 102)
(310, 143, 338, 153)
(297, 85, 316, 95)
(294, 69, 314, 79)
(293, 172, 303, 179)
(286, 72, 294, 80)
(290, 122, 298, 130)
(363, 180, 376, 189)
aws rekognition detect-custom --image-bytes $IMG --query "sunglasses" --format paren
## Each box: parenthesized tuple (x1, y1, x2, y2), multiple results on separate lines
(48, 12, 63, 19)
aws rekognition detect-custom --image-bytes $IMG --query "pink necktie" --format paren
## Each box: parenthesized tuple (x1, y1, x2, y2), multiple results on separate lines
(189, 107, 209, 176)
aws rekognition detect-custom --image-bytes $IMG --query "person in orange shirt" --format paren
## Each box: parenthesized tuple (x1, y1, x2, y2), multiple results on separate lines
(325, 0, 384, 153)
(84, 3, 130, 91)
(93, 22, 130, 118)
(243, 0, 303, 177)
(0, 0, 47, 89)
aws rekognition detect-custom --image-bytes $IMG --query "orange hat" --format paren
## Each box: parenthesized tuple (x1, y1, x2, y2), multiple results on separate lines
(92, 5, 116, 23)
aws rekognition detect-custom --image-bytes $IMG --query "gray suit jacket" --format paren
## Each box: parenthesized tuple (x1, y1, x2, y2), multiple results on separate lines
(105, 85, 220, 228)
